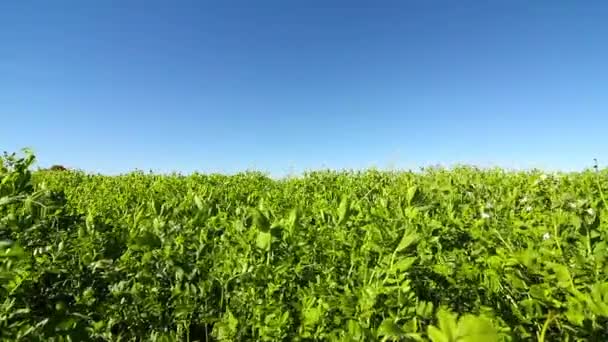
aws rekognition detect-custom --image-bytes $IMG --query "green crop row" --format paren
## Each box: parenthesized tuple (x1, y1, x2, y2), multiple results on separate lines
(2, 149, 608, 341)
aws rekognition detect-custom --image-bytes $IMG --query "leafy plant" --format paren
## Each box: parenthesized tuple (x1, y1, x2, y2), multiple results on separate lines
(0, 150, 606, 340)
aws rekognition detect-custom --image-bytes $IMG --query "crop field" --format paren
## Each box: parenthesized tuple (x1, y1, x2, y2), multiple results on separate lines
(2, 150, 608, 341)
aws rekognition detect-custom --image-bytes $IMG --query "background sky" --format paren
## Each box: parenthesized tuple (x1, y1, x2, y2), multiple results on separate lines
(2, 1, 607, 176)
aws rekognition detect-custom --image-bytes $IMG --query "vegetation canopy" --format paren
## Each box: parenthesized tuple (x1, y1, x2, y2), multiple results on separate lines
(1, 149, 608, 341)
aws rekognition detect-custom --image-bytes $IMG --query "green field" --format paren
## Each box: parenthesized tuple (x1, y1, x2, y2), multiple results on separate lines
(2, 150, 608, 341)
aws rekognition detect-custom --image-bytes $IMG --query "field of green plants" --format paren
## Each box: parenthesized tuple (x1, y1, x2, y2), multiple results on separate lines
(2, 150, 608, 341)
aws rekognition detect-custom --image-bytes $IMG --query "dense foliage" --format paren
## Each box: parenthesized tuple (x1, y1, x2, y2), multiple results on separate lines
(2, 150, 608, 341)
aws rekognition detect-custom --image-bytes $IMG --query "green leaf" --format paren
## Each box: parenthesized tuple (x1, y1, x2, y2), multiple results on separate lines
(212, 310, 239, 341)
(405, 332, 424, 342)
(302, 306, 322, 327)
(416, 301, 434, 318)
(129, 231, 161, 251)
(428, 310, 497, 342)
(552, 264, 572, 288)
(565, 301, 586, 326)
(428, 326, 449, 342)
(396, 230, 418, 253)
(252, 208, 270, 232)
(55, 318, 77, 331)
(0, 241, 26, 258)
(377, 319, 405, 338)
(436, 309, 458, 341)
(347, 320, 364, 340)
(456, 315, 498, 342)
(529, 284, 550, 300)
(337, 196, 351, 225)
(406, 186, 419, 205)
(588, 282, 608, 316)
(287, 208, 300, 232)
(391, 257, 416, 272)
(0, 196, 13, 206)
(194, 195, 204, 210)
(256, 231, 272, 251)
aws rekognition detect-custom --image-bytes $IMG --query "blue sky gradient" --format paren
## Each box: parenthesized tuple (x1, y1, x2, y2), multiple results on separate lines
(2, 1, 607, 175)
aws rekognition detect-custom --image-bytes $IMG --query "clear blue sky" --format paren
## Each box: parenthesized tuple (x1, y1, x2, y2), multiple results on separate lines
(2, 1, 607, 175)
